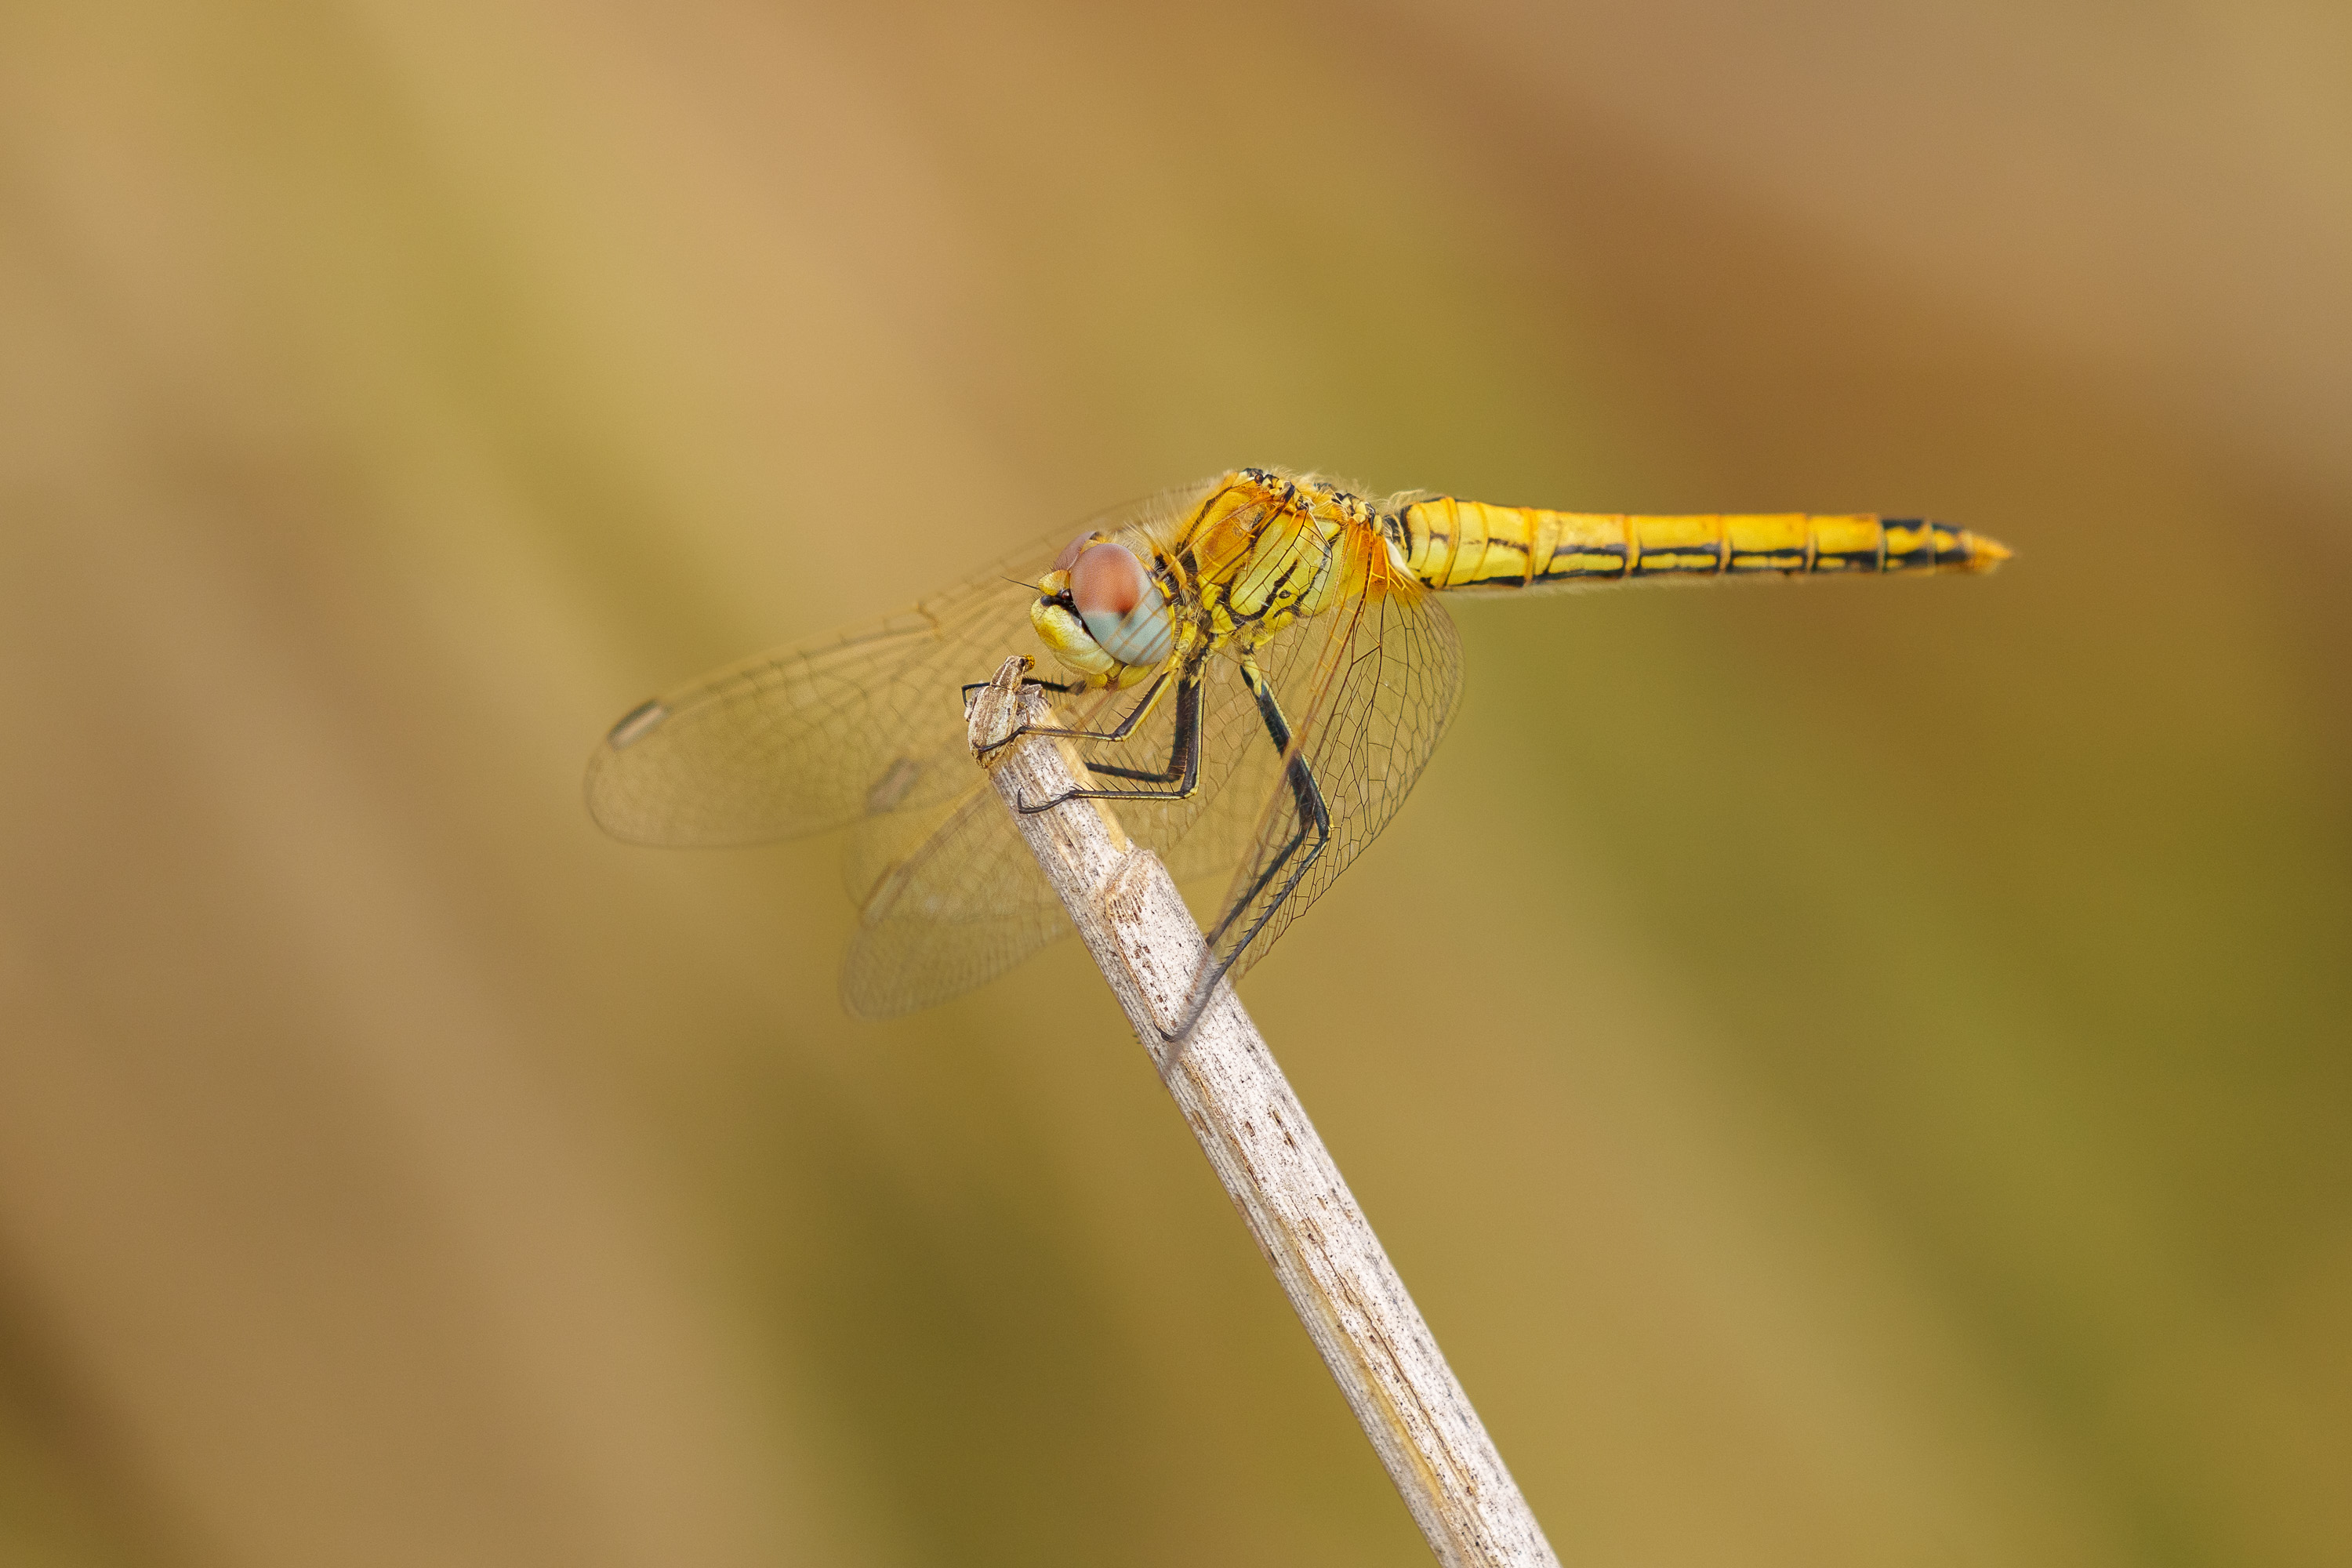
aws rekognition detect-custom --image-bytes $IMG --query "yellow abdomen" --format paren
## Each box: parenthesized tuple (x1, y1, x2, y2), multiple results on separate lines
(1396, 499, 2011, 592)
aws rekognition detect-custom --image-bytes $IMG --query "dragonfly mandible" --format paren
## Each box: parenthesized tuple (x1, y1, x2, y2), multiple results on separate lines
(587, 467, 2009, 1022)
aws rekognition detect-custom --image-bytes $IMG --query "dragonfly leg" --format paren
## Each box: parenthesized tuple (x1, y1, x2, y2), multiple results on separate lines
(1083, 676, 1199, 781)
(962, 675, 1074, 701)
(1014, 670, 1203, 811)
(1163, 658, 1331, 1045)
(975, 669, 1174, 760)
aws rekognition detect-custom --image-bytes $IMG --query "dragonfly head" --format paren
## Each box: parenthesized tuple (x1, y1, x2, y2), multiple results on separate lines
(1032, 532, 1175, 687)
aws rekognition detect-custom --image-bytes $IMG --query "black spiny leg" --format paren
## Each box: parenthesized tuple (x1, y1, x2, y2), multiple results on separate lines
(1016, 669, 1203, 812)
(975, 669, 1174, 761)
(1083, 669, 1201, 782)
(962, 674, 1073, 701)
(1169, 659, 1330, 1044)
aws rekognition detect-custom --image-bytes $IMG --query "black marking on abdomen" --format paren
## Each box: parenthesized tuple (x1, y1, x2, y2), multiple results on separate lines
(1927, 523, 1976, 570)
(1728, 550, 1807, 574)
(1882, 520, 1938, 572)
(1632, 552, 1726, 577)
(1812, 543, 1885, 572)
(1542, 541, 1628, 579)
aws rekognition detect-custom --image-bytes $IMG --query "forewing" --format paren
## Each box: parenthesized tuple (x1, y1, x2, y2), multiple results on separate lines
(585, 540, 1059, 846)
(589, 481, 1439, 1018)
(1208, 537, 1464, 981)
(838, 532, 1465, 1016)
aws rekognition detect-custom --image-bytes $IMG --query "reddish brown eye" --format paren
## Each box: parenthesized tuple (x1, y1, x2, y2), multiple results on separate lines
(1052, 532, 1095, 573)
(1069, 541, 1148, 618)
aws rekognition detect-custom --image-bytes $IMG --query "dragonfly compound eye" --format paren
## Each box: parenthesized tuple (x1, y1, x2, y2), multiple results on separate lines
(1069, 540, 1174, 667)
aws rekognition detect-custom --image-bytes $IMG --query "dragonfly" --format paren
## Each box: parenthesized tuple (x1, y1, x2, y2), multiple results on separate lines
(588, 466, 2009, 1027)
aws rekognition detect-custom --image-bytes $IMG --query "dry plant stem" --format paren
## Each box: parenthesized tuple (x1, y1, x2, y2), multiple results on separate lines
(967, 657, 1559, 1568)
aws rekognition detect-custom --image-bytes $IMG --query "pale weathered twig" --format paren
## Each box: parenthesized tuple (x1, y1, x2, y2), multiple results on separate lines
(966, 656, 1558, 1568)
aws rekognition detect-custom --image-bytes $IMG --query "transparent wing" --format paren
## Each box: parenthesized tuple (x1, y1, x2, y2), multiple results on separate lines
(837, 528, 1463, 1018)
(826, 481, 1276, 1018)
(585, 537, 1063, 847)
(837, 765, 1076, 1018)
(588, 493, 1458, 1021)
(838, 657, 1273, 1017)
(834, 655, 1275, 1018)
(585, 488, 1228, 1021)
(1205, 534, 1464, 983)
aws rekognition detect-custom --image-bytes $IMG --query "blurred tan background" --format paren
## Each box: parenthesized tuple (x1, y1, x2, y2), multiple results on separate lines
(3, 2, 2349, 1564)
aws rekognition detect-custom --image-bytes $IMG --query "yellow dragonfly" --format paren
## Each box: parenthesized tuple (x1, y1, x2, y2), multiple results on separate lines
(588, 467, 2009, 1025)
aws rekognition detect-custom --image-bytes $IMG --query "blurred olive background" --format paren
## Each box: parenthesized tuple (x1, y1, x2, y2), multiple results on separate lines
(4, 2, 2349, 1565)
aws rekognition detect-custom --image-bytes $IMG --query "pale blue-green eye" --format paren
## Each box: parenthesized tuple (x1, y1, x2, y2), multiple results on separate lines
(1069, 541, 1173, 666)
(1082, 600, 1174, 666)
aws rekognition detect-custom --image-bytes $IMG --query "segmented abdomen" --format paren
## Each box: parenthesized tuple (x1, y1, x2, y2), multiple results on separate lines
(1395, 499, 2010, 591)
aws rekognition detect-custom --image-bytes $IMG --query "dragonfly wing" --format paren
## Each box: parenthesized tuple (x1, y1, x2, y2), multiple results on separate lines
(585, 539, 1060, 846)
(833, 648, 1307, 1016)
(1207, 534, 1465, 981)
(588, 492, 1457, 1018)
(837, 771, 1073, 1016)
(836, 675, 1185, 1016)
(1120, 655, 1300, 888)
(856, 528, 1467, 1013)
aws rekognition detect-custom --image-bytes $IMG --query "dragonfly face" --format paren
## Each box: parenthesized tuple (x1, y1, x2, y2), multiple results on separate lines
(587, 466, 2009, 1025)
(1031, 532, 1178, 687)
